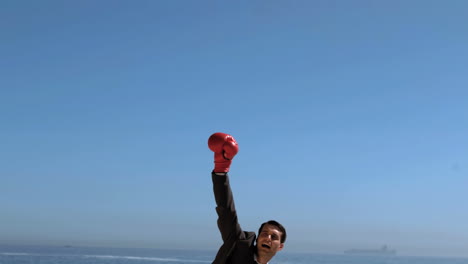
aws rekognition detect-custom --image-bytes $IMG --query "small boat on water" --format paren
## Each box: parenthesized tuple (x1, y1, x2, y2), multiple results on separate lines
(344, 245, 396, 256)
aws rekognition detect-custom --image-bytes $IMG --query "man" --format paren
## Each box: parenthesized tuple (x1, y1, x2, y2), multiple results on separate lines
(208, 132, 286, 264)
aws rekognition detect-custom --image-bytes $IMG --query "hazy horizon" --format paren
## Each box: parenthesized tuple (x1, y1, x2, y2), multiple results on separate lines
(1, 239, 467, 259)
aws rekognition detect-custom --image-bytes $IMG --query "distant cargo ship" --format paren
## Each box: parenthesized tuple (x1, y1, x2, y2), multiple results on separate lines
(344, 245, 396, 256)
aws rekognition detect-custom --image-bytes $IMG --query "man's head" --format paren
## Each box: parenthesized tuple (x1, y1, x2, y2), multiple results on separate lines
(256, 220, 286, 255)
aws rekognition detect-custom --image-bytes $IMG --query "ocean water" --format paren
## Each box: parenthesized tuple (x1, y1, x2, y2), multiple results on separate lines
(1, 245, 467, 264)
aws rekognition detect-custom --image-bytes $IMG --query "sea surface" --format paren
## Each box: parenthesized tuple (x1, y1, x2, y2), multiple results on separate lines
(1, 245, 467, 264)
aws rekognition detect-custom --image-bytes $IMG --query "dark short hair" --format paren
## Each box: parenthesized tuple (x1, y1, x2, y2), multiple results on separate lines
(258, 220, 287, 243)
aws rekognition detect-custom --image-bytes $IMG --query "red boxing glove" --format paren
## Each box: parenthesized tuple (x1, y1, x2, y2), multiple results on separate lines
(208, 132, 239, 173)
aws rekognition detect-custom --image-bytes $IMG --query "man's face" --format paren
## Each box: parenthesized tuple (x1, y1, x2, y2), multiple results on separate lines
(256, 224, 284, 254)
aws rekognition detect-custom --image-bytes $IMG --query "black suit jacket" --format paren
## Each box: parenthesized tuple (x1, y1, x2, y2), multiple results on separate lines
(212, 173, 257, 264)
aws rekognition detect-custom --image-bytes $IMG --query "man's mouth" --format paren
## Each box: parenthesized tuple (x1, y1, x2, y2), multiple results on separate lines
(261, 243, 271, 249)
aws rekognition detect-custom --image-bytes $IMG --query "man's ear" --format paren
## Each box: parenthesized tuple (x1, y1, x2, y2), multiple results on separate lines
(277, 243, 284, 252)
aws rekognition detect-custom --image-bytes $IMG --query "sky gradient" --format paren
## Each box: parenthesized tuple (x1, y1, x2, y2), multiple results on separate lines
(1, 0, 468, 258)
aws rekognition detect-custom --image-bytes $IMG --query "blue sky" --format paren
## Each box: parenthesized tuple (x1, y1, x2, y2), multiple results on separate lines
(1, 0, 468, 258)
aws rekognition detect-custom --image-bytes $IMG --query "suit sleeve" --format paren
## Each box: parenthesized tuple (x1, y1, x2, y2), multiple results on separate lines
(212, 173, 245, 243)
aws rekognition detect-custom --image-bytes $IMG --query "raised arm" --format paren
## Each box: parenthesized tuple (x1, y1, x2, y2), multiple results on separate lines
(208, 133, 243, 242)
(212, 172, 244, 242)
